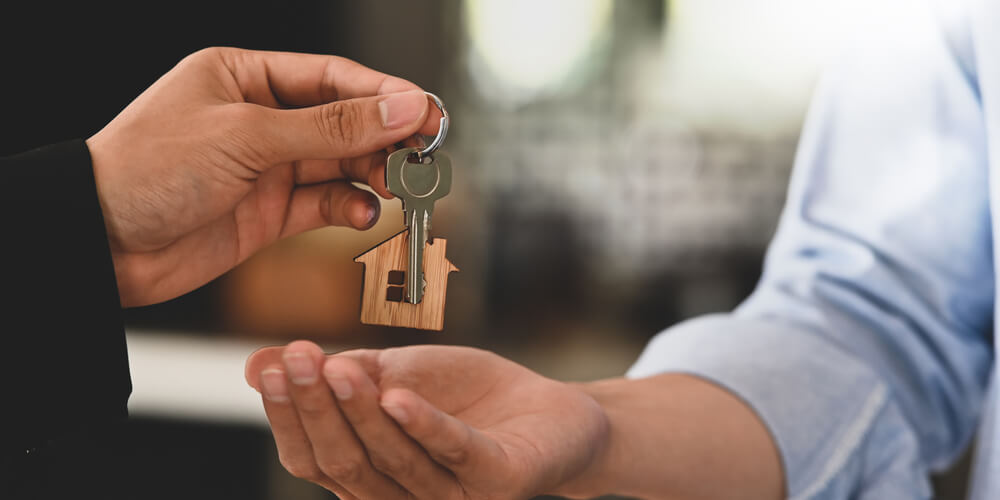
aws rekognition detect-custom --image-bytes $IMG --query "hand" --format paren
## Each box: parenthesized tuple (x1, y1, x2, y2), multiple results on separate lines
(245, 342, 611, 500)
(86, 47, 439, 307)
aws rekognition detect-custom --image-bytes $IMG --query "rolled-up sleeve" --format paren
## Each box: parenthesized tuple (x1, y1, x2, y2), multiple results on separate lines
(629, 1, 994, 498)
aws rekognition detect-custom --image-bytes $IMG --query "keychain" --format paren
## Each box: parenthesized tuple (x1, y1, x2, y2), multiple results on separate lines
(355, 92, 458, 330)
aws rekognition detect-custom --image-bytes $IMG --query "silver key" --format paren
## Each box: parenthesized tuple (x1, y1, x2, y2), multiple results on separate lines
(386, 147, 452, 304)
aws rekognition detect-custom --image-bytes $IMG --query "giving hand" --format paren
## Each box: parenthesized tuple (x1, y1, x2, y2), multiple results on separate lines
(87, 47, 438, 306)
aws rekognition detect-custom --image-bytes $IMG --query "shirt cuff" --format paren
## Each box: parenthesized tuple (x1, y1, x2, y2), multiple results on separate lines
(627, 314, 926, 498)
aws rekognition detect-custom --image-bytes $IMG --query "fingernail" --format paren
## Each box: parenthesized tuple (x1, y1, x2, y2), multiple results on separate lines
(261, 369, 290, 403)
(379, 90, 426, 129)
(325, 372, 354, 400)
(284, 351, 317, 385)
(364, 204, 379, 228)
(381, 401, 409, 424)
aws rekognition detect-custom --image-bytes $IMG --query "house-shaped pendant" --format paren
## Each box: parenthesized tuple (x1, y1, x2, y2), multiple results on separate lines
(355, 229, 459, 331)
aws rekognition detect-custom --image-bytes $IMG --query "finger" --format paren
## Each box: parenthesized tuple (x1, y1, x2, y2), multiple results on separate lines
(339, 153, 393, 200)
(400, 134, 427, 150)
(263, 89, 430, 163)
(259, 366, 324, 482)
(293, 153, 393, 199)
(228, 49, 442, 136)
(381, 388, 506, 476)
(333, 349, 384, 380)
(279, 181, 380, 238)
(249, 347, 380, 392)
(246, 346, 284, 391)
(324, 357, 463, 498)
(259, 365, 358, 499)
(282, 341, 409, 499)
(369, 162, 391, 199)
(223, 49, 416, 104)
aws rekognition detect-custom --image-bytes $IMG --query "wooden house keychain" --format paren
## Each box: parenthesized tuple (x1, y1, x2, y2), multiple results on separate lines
(355, 92, 458, 330)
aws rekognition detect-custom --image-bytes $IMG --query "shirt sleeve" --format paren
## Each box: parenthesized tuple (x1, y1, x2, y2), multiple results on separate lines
(0, 139, 131, 451)
(628, 1, 992, 498)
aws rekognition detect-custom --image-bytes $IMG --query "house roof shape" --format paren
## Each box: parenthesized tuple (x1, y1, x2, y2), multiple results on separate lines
(354, 229, 458, 272)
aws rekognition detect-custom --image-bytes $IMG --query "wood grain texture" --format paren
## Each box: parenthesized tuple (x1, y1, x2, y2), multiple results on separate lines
(355, 229, 458, 331)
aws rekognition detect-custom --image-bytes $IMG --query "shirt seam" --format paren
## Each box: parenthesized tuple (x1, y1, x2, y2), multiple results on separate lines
(791, 383, 889, 500)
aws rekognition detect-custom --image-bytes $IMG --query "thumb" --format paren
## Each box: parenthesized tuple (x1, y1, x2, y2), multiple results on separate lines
(267, 89, 430, 162)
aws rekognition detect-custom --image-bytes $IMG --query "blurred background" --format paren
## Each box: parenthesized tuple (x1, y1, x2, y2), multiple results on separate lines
(0, 0, 971, 498)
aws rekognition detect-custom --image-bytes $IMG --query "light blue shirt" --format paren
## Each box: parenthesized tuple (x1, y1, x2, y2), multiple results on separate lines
(628, 1, 1000, 498)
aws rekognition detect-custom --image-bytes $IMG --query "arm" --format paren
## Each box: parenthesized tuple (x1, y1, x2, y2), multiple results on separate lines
(629, 0, 990, 496)
(1, 47, 441, 495)
(2, 47, 435, 441)
(567, 375, 783, 500)
(247, 2, 990, 499)
(1, 140, 130, 452)
(245, 344, 782, 500)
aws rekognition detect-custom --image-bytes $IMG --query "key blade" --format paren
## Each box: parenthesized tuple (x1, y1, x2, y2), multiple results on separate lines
(406, 209, 432, 303)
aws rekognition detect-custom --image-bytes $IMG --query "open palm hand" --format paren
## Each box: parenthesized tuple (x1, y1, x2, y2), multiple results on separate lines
(246, 343, 609, 500)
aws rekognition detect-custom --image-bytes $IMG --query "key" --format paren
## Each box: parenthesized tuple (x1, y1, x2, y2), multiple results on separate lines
(386, 146, 452, 304)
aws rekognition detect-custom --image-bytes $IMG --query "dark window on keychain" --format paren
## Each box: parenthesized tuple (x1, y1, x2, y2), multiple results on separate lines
(386, 271, 406, 302)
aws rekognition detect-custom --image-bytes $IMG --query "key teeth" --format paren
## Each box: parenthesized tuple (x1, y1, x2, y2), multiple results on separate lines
(403, 287, 427, 304)
(404, 278, 428, 305)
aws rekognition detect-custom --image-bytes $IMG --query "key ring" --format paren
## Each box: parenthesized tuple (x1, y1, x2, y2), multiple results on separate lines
(415, 92, 449, 160)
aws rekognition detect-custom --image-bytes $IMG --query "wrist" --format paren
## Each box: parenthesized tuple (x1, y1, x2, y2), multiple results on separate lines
(546, 379, 627, 499)
(85, 135, 132, 307)
(553, 374, 785, 500)
(85, 134, 124, 249)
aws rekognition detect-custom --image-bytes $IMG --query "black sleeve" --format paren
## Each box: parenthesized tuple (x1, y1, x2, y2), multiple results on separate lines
(0, 140, 132, 497)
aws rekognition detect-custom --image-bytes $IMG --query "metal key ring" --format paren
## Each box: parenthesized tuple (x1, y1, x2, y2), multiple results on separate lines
(416, 92, 449, 159)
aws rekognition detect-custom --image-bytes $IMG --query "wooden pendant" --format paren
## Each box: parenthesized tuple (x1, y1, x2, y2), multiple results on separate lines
(355, 229, 459, 331)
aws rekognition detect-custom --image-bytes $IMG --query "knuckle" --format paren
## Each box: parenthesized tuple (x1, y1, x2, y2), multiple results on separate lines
(227, 102, 262, 123)
(294, 397, 331, 419)
(369, 452, 412, 478)
(343, 402, 374, 426)
(317, 456, 366, 483)
(279, 455, 321, 481)
(194, 46, 223, 59)
(315, 101, 362, 147)
(185, 46, 228, 66)
(435, 446, 470, 468)
(318, 57, 342, 103)
(319, 186, 337, 226)
(220, 105, 273, 167)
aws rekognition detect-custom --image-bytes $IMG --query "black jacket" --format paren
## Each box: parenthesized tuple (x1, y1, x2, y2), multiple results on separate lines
(0, 140, 132, 499)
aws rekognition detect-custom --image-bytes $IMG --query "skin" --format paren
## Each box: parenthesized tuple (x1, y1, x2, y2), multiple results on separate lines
(87, 47, 440, 307)
(245, 342, 785, 500)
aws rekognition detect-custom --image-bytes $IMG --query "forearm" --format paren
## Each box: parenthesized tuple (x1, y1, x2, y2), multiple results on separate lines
(555, 374, 784, 500)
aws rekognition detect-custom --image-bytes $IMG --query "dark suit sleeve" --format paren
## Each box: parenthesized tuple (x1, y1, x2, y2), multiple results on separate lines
(0, 140, 132, 497)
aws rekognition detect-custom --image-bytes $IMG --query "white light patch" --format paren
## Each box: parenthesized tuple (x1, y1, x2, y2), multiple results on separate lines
(655, 0, 907, 134)
(465, 0, 613, 104)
